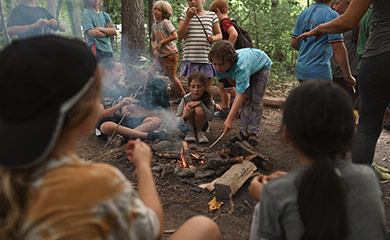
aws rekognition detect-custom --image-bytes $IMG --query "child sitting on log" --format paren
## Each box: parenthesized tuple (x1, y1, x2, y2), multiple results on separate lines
(208, 40, 272, 146)
(176, 71, 215, 143)
(97, 57, 167, 142)
(0, 35, 222, 240)
(248, 80, 386, 240)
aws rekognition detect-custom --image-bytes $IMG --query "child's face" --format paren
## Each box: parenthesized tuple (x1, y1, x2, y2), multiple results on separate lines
(212, 57, 231, 74)
(88, 0, 100, 8)
(189, 78, 205, 100)
(153, 7, 163, 21)
(187, 0, 204, 10)
(109, 62, 123, 82)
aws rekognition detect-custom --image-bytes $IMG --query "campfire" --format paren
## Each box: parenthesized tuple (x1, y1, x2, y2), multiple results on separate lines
(155, 141, 206, 168)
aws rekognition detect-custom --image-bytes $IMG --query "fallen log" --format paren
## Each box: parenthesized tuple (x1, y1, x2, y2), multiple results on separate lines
(214, 160, 257, 199)
(263, 96, 285, 108)
(182, 141, 195, 167)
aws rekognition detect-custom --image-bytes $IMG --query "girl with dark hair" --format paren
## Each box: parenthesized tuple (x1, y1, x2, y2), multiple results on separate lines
(248, 81, 385, 240)
(176, 71, 214, 143)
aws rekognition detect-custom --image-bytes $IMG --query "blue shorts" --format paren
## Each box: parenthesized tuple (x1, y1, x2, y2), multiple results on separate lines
(180, 61, 216, 78)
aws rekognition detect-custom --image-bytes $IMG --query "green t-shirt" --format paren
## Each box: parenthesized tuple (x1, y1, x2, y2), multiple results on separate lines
(81, 8, 113, 53)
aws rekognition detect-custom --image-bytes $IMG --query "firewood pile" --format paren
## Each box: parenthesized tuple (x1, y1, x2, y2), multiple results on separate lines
(151, 138, 274, 199)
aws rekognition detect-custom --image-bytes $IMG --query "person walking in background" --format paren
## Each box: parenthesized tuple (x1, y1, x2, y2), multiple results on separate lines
(209, 40, 272, 147)
(178, 0, 222, 93)
(291, 0, 355, 87)
(249, 81, 385, 240)
(81, 0, 117, 61)
(176, 71, 215, 143)
(298, 0, 390, 166)
(145, 0, 186, 98)
(7, 0, 65, 39)
(330, 0, 359, 104)
(209, 0, 238, 119)
(0, 35, 222, 240)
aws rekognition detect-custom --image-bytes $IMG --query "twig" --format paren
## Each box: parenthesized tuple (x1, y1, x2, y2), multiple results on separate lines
(206, 132, 225, 151)
(194, 13, 212, 46)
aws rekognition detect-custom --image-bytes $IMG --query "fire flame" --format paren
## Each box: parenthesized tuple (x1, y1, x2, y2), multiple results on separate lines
(180, 147, 188, 168)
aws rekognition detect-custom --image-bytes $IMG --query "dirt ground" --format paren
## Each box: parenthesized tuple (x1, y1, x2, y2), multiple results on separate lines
(76, 100, 390, 240)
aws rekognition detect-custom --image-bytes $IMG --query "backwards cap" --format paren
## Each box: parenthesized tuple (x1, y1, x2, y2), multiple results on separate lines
(0, 35, 97, 168)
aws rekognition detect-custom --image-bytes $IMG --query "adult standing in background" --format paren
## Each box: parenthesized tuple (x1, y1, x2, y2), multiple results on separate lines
(7, 0, 65, 39)
(298, 0, 390, 165)
(290, 0, 356, 87)
(81, 0, 117, 61)
(330, 0, 359, 104)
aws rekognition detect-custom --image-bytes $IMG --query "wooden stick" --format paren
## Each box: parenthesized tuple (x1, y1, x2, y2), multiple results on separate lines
(206, 132, 225, 151)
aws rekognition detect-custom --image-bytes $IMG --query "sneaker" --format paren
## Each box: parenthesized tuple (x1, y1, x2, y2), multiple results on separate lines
(214, 108, 229, 119)
(112, 134, 126, 147)
(197, 131, 209, 143)
(247, 134, 259, 147)
(147, 129, 168, 141)
(239, 132, 249, 141)
(184, 131, 196, 142)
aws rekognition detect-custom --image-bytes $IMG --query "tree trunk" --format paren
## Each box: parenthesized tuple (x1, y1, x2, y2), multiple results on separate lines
(148, 0, 154, 57)
(0, 0, 11, 44)
(46, 0, 56, 16)
(66, 0, 82, 38)
(121, 0, 145, 64)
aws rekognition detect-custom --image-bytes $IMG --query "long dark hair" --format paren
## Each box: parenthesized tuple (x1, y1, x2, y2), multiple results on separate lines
(187, 71, 212, 106)
(282, 80, 355, 240)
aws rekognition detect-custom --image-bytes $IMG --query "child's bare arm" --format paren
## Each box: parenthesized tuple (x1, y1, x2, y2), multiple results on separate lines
(227, 26, 238, 45)
(87, 26, 117, 37)
(207, 22, 222, 43)
(157, 31, 178, 50)
(178, 8, 196, 39)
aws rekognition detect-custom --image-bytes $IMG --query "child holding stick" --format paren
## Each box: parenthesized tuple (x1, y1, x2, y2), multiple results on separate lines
(209, 40, 272, 146)
(178, 0, 222, 92)
(0, 35, 221, 240)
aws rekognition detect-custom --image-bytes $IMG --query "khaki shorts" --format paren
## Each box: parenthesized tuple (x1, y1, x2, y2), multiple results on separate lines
(150, 52, 178, 78)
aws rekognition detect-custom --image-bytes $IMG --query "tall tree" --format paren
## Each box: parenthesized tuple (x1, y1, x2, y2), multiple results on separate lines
(121, 0, 145, 64)
(148, 0, 154, 57)
(66, 0, 82, 38)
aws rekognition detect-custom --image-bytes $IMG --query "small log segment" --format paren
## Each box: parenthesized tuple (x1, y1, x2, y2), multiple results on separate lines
(155, 151, 181, 160)
(214, 160, 257, 199)
(230, 141, 273, 171)
(182, 141, 194, 167)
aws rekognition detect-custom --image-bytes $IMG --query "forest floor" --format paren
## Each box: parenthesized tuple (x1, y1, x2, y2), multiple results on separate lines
(76, 97, 390, 240)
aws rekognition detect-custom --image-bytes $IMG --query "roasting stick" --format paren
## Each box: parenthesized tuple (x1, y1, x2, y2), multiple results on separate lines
(203, 101, 250, 152)
(101, 86, 142, 150)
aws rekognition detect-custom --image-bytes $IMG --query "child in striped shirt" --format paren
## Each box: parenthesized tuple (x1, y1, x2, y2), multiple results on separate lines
(177, 0, 222, 92)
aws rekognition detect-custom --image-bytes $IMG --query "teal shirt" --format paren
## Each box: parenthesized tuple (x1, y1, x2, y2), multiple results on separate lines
(81, 9, 113, 53)
(216, 48, 272, 94)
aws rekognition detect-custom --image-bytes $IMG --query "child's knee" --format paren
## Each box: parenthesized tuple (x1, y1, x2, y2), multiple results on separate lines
(100, 122, 116, 134)
(147, 117, 162, 127)
(187, 216, 221, 239)
(194, 106, 205, 116)
(217, 83, 225, 91)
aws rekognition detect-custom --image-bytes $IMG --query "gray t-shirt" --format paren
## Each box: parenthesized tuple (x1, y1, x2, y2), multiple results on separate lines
(363, 0, 390, 58)
(331, 28, 359, 78)
(250, 160, 386, 240)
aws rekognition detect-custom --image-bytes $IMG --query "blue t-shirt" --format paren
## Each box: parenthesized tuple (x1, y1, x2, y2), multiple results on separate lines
(216, 48, 272, 94)
(81, 9, 114, 53)
(292, 3, 342, 81)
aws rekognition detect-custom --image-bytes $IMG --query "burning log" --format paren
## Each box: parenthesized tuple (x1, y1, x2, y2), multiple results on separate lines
(214, 161, 257, 199)
(182, 141, 194, 168)
(155, 151, 181, 160)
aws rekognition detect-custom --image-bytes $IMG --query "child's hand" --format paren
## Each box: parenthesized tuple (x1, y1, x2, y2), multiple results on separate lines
(224, 119, 233, 133)
(249, 175, 264, 201)
(187, 101, 201, 108)
(121, 104, 135, 117)
(126, 139, 152, 169)
(186, 7, 197, 19)
(264, 171, 287, 182)
(157, 41, 164, 50)
(106, 22, 114, 28)
(207, 35, 214, 43)
(121, 97, 134, 106)
(182, 104, 193, 119)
